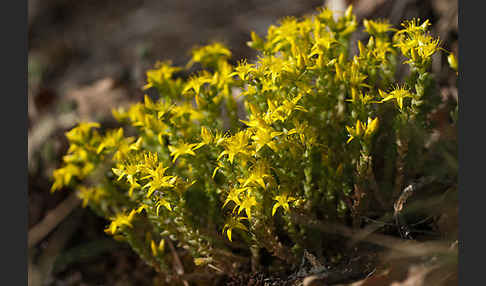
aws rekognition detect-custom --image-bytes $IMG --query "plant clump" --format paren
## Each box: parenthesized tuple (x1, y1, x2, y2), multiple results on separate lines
(51, 5, 457, 282)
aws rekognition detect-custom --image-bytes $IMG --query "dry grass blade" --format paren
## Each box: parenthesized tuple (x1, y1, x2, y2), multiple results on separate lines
(291, 213, 454, 257)
(28, 193, 81, 249)
(165, 238, 190, 286)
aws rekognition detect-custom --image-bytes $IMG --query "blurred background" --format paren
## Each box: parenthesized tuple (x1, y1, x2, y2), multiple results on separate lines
(27, 0, 457, 285)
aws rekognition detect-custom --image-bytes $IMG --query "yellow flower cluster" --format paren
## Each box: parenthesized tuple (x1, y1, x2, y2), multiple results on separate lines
(51, 6, 451, 274)
(393, 19, 441, 70)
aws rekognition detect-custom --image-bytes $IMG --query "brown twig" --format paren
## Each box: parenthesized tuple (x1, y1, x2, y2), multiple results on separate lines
(165, 238, 189, 286)
(394, 176, 437, 216)
(29, 209, 83, 286)
(28, 193, 81, 249)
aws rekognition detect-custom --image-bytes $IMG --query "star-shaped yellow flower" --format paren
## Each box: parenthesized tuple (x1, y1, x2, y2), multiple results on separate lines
(168, 142, 198, 162)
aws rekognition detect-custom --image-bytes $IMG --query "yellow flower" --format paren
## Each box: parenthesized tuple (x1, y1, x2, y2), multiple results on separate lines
(346, 90, 380, 105)
(136, 204, 150, 214)
(233, 59, 256, 81)
(182, 71, 213, 96)
(112, 107, 129, 122)
(155, 198, 172, 215)
(222, 216, 248, 241)
(111, 137, 139, 162)
(77, 186, 107, 207)
(448, 53, 458, 71)
(346, 117, 379, 143)
(171, 102, 203, 122)
(213, 130, 227, 146)
(238, 160, 271, 189)
(363, 19, 395, 36)
(105, 210, 137, 235)
(211, 161, 224, 179)
(143, 61, 181, 90)
(142, 163, 176, 197)
(396, 19, 431, 36)
(310, 33, 338, 58)
(237, 194, 257, 221)
(218, 130, 252, 164)
(241, 105, 272, 130)
(168, 142, 198, 162)
(379, 86, 414, 110)
(394, 19, 440, 67)
(97, 128, 125, 154)
(279, 94, 308, 116)
(364, 117, 379, 137)
(51, 164, 83, 192)
(348, 58, 369, 88)
(266, 94, 307, 123)
(65, 122, 100, 143)
(212, 60, 235, 99)
(159, 239, 165, 252)
(194, 126, 213, 150)
(62, 148, 89, 164)
(150, 238, 165, 257)
(247, 31, 264, 50)
(143, 152, 159, 170)
(251, 128, 282, 152)
(272, 193, 296, 216)
(188, 42, 232, 68)
(143, 95, 173, 119)
(150, 240, 158, 256)
(223, 187, 248, 210)
(288, 120, 311, 146)
(112, 163, 139, 186)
